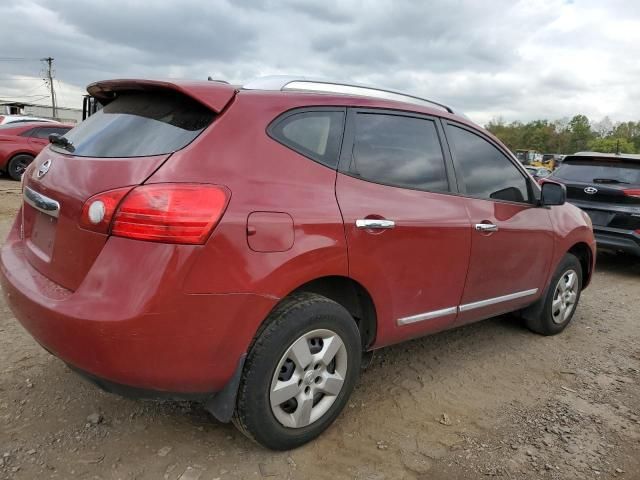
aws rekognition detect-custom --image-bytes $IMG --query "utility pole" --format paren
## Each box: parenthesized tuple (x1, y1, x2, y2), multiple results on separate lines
(41, 57, 57, 119)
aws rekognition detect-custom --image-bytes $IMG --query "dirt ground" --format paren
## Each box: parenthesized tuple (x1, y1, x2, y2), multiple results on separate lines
(0, 175, 639, 480)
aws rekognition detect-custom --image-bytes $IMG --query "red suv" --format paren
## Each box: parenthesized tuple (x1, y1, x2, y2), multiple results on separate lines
(0, 77, 596, 450)
(0, 121, 72, 180)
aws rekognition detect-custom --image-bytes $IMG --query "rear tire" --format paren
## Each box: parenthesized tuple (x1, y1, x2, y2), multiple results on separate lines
(232, 292, 361, 450)
(525, 253, 583, 336)
(7, 154, 33, 181)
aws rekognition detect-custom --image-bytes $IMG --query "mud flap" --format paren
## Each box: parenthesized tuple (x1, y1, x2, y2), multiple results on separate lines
(519, 282, 550, 322)
(204, 353, 246, 423)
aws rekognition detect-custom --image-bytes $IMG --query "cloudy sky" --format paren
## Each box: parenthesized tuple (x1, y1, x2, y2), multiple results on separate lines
(1, 0, 639, 125)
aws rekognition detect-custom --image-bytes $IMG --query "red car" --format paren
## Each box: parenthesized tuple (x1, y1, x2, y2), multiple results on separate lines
(0, 121, 72, 180)
(0, 78, 596, 449)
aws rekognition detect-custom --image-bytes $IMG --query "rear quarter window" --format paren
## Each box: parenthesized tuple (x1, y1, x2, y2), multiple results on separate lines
(268, 109, 345, 168)
(58, 91, 215, 158)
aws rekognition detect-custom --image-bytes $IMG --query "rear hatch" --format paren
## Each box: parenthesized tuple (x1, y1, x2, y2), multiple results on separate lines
(551, 156, 640, 230)
(20, 80, 235, 291)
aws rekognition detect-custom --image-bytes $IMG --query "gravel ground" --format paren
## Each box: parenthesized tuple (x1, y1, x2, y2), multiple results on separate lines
(0, 176, 639, 480)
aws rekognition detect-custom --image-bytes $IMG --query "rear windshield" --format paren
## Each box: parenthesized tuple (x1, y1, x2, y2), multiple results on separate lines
(58, 91, 214, 158)
(554, 159, 640, 185)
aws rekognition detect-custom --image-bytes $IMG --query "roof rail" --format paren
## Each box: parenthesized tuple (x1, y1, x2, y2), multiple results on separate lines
(242, 75, 455, 114)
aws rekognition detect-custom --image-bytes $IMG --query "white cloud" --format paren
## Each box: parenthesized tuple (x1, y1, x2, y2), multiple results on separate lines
(0, 0, 638, 125)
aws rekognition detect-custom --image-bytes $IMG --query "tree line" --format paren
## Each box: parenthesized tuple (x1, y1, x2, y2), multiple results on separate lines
(485, 115, 640, 155)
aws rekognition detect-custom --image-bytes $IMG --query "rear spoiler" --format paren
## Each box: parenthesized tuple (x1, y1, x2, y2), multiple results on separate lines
(564, 152, 640, 163)
(86, 79, 238, 114)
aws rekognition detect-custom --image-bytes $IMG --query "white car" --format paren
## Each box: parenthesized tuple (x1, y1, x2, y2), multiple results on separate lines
(0, 115, 56, 125)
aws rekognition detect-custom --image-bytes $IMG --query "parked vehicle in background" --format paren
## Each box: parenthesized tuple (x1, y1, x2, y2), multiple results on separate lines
(0, 115, 57, 126)
(541, 153, 563, 170)
(525, 166, 552, 182)
(515, 149, 543, 165)
(548, 152, 640, 257)
(0, 121, 73, 180)
(0, 77, 596, 450)
(515, 150, 557, 170)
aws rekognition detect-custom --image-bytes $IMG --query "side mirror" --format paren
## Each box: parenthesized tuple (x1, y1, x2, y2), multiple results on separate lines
(541, 181, 566, 206)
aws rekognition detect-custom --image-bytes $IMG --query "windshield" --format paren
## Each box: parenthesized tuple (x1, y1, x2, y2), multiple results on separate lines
(554, 159, 640, 185)
(59, 90, 215, 158)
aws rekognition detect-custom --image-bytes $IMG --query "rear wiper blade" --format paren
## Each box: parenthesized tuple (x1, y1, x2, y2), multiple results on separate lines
(49, 133, 75, 152)
(592, 178, 629, 184)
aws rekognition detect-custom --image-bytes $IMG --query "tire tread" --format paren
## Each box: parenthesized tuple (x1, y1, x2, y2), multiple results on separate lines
(232, 292, 348, 447)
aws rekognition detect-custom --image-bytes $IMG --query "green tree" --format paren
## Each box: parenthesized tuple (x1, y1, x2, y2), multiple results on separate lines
(587, 137, 635, 153)
(485, 115, 638, 155)
(567, 115, 593, 153)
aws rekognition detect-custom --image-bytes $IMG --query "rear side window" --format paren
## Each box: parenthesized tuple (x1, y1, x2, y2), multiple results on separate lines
(349, 113, 449, 192)
(269, 110, 345, 168)
(554, 160, 640, 185)
(31, 127, 72, 139)
(59, 91, 214, 158)
(19, 127, 39, 137)
(447, 125, 530, 203)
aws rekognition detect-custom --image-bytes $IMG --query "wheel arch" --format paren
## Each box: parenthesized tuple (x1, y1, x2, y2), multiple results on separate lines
(285, 275, 378, 351)
(567, 241, 594, 288)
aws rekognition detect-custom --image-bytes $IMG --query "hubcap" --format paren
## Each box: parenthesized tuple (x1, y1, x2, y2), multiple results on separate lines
(14, 159, 29, 177)
(270, 329, 348, 429)
(551, 269, 578, 324)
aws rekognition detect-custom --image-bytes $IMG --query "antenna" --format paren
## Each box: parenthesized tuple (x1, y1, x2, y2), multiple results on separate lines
(41, 57, 57, 119)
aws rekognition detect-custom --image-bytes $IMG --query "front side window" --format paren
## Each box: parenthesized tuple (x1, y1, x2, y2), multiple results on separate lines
(349, 113, 449, 192)
(447, 125, 530, 203)
(269, 110, 345, 168)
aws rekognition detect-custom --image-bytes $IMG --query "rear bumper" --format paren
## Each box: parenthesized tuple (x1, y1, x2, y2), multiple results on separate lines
(0, 229, 277, 394)
(594, 226, 640, 256)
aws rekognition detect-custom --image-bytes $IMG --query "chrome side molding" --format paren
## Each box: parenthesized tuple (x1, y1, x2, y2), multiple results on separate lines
(397, 306, 457, 326)
(23, 186, 60, 218)
(397, 288, 539, 326)
(458, 288, 538, 312)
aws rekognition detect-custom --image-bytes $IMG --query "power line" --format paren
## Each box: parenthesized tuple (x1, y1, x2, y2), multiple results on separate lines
(0, 57, 41, 61)
(55, 78, 73, 109)
(21, 81, 49, 97)
(0, 76, 49, 81)
(8, 93, 49, 98)
(0, 96, 51, 105)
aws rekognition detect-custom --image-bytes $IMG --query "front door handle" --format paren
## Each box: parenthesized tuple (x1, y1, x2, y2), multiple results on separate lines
(475, 223, 498, 233)
(356, 219, 395, 230)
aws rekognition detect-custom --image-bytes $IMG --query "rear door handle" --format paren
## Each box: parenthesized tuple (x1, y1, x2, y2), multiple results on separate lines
(356, 219, 395, 229)
(475, 223, 498, 232)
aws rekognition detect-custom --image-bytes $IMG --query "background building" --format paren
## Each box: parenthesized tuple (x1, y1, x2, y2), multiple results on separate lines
(0, 100, 82, 123)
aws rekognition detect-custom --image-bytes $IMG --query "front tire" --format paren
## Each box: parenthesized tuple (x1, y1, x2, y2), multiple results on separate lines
(233, 292, 361, 450)
(525, 253, 583, 335)
(7, 154, 34, 181)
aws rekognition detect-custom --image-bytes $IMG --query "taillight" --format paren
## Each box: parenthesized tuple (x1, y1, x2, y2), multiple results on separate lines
(623, 189, 640, 199)
(80, 187, 133, 234)
(111, 184, 229, 244)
